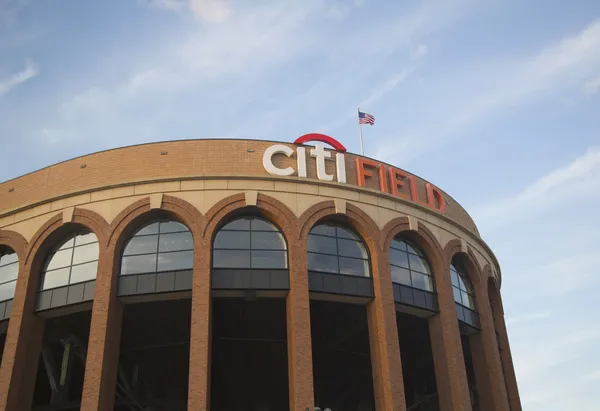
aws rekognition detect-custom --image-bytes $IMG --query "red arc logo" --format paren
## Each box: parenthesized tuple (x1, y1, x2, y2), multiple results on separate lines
(293, 133, 347, 152)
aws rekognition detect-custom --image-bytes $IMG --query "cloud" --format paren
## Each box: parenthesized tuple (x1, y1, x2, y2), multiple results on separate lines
(0, 61, 38, 96)
(584, 369, 600, 381)
(582, 74, 600, 95)
(506, 311, 550, 326)
(189, 0, 231, 22)
(148, 0, 232, 22)
(375, 19, 600, 164)
(472, 146, 600, 230)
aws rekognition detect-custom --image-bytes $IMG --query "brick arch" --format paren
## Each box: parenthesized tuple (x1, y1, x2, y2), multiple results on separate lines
(0, 230, 28, 262)
(444, 239, 485, 307)
(24, 209, 110, 266)
(485, 268, 504, 317)
(202, 192, 298, 244)
(108, 195, 204, 251)
(382, 218, 445, 265)
(298, 200, 382, 252)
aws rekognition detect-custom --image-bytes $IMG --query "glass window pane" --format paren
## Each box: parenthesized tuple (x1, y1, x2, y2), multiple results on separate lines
(75, 232, 97, 246)
(136, 223, 159, 236)
(310, 224, 336, 237)
(458, 275, 467, 291)
(159, 221, 189, 234)
(121, 254, 157, 275)
(339, 257, 369, 276)
(250, 219, 277, 231)
(252, 232, 286, 250)
(390, 248, 409, 269)
(213, 250, 251, 268)
(452, 287, 462, 304)
(307, 235, 337, 255)
(46, 249, 74, 271)
(56, 238, 75, 250)
(157, 251, 194, 272)
(70, 261, 98, 284)
(406, 243, 424, 257)
(72, 242, 99, 265)
(408, 253, 430, 274)
(450, 264, 458, 274)
(307, 252, 338, 274)
(221, 219, 250, 231)
(391, 266, 411, 286)
(251, 250, 287, 269)
(213, 231, 250, 250)
(124, 235, 158, 256)
(411, 272, 433, 292)
(40, 267, 70, 290)
(390, 239, 407, 251)
(451, 270, 460, 287)
(0, 280, 16, 302)
(159, 232, 194, 252)
(0, 253, 18, 266)
(0, 263, 18, 284)
(336, 227, 359, 240)
(462, 291, 474, 309)
(338, 239, 367, 259)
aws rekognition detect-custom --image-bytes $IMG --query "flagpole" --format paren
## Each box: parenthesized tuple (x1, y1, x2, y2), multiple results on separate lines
(358, 107, 364, 156)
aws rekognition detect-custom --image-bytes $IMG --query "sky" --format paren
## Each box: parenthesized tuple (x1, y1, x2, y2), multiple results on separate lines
(1, 0, 600, 409)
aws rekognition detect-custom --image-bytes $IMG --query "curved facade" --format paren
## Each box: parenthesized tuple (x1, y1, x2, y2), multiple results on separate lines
(0, 138, 521, 411)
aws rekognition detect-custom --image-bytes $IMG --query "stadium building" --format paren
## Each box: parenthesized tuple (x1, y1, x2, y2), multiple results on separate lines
(0, 135, 521, 411)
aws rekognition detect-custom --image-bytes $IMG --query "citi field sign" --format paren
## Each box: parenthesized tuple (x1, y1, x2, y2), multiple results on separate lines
(262, 133, 447, 213)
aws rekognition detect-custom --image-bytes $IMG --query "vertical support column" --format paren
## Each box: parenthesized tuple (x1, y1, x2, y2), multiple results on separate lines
(286, 241, 315, 411)
(80, 245, 123, 410)
(0, 261, 45, 411)
(468, 287, 510, 411)
(367, 251, 406, 411)
(428, 264, 472, 411)
(491, 291, 522, 411)
(188, 238, 212, 410)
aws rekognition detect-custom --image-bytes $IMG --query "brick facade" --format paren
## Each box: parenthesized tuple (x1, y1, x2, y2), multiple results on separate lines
(0, 140, 521, 411)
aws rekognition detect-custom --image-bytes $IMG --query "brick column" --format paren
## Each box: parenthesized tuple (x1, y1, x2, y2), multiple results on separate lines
(491, 295, 522, 411)
(468, 287, 510, 411)
(428, 265, 472, 411)
(188, 238, 212, 410)
(286, 241, 315, 411)
(0, 260, 45, 411)
(367, 251, 406, 411)
(80, 245, 123, 410)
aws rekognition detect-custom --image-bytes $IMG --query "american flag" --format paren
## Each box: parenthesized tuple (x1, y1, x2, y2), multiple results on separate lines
(358, 111, 375, 125)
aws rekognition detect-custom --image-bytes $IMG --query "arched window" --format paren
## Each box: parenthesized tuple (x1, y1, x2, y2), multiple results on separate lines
(212, 217, 287, 269)
(390, 238, 434, 292)
(307, 223, 369, 277)
(40, 232, 99, 290)
(0, 250, 18, 302)
(451, 263, 475, 309)
(121, 220, 194, 275)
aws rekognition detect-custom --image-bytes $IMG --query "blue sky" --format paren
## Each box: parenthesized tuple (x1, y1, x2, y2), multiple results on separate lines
(1, 0, 600, 409)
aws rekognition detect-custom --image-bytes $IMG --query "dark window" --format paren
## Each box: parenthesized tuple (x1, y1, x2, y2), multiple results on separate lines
(307, 223, 370, 277)
(212, 217, 287, 269)
(451, 263, 475, 310)
(40, 233, 99, 290)
(121, 220, 194, 275)
(390, 238, 434, 292)
(0, 250, 18, 302)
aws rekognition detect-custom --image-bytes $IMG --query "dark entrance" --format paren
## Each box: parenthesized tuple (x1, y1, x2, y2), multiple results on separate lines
(311, 300, 375, 411)
(210, 297, 289, 411)
(32, 310, 91, 411)
(397, 312, 439, 411)
(114, 298, 191, 411)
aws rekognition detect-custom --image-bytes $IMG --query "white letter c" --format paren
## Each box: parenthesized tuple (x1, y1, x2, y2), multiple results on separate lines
(263, 144, 295, 176)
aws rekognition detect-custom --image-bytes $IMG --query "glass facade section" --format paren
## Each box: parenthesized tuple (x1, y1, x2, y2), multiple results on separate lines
(121, 220, 194, 275)
(451, 263, 476, 310)
(0, 251, 18, 302)
(40, 233, 99, 290)
(307, 223, 369, 277)
(389, 238, 434, 292)
(212, 217, 287, 269)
